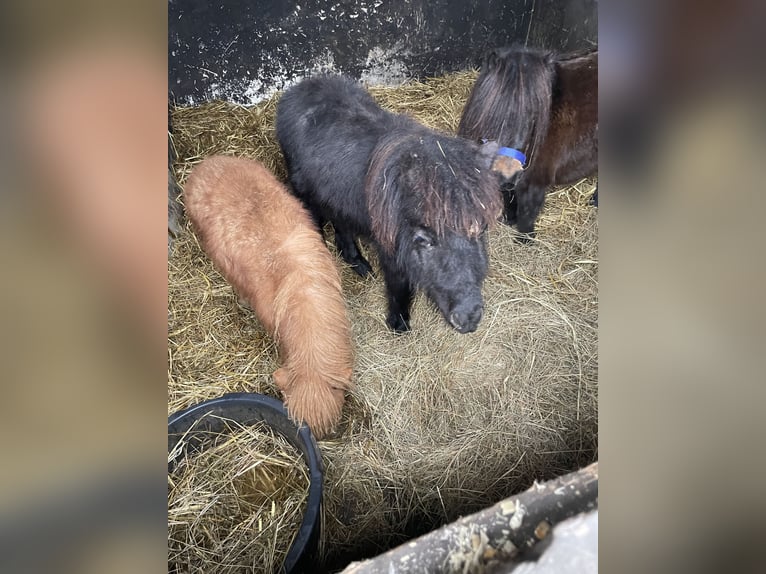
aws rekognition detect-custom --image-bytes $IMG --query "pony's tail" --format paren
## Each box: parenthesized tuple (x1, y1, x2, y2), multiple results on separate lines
(458, 46, 555, 167)
(274, 365, 349, 439)
(280, 374, 346, 440)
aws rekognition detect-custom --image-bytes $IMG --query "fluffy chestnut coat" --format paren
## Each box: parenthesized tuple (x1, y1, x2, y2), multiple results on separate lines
(183, 155, 354, 438)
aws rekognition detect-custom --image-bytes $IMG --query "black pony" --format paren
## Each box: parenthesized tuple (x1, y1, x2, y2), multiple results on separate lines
(458, 46, 598, 240)
(276, 75, 505, 333)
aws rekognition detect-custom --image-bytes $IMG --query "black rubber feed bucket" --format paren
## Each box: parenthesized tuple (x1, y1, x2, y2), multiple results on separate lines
(168, 392, 323, 574)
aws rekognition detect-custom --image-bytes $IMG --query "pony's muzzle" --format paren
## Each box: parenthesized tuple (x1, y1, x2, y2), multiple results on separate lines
(448, 304, 484, 334)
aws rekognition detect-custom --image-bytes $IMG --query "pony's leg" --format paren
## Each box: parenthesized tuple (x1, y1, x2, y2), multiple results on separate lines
(380, 255, 413, 333)
(287, 174, 327, 233)
(501, 182, 518, 226)
(591, 186, 598, 207)
(515, 183, 547, 243)
(307, 206, 327, 236)
(334, 227, 373, 277)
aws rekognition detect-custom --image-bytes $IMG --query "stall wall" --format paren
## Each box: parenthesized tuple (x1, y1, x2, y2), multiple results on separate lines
(169, 0, 597, 104)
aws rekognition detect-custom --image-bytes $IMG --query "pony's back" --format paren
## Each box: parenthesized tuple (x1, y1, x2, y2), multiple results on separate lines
(537, 49, 598, 184)
(183, 156, 316, 328)
(275, 74, 395, 238)
(183, 155, 354, 438)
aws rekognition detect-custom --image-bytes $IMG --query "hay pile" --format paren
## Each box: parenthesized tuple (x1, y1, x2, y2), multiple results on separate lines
(168, 418, 310, 573)
(168, 71, 598, 568)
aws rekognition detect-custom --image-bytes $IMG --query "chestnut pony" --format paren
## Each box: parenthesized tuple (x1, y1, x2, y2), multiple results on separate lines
(183, 155, 354, 438)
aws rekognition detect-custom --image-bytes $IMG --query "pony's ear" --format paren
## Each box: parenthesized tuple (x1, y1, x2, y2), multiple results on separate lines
(484, 49, 499, 70)
(477, 140, 500, 169)
(491, 155, 524, 180)
(479, 140, 524, 180)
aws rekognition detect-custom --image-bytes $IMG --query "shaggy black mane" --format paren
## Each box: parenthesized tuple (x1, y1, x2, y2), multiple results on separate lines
(366, 121, 502, 252)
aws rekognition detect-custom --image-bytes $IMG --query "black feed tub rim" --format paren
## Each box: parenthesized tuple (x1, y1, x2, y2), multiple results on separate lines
(168, 392, 323, 574)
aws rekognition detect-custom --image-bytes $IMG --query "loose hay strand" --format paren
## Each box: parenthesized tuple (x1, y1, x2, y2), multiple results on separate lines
(169, 71, 597, 567)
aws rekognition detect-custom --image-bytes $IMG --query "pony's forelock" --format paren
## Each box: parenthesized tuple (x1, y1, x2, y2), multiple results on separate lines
(366, 131, 502, 252)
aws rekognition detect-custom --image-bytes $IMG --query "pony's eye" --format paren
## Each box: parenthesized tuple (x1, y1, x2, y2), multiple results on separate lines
(413, 229, 434, 249)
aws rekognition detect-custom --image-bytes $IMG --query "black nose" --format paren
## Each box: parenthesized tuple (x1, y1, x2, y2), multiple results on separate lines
(448, 304, 483, 333)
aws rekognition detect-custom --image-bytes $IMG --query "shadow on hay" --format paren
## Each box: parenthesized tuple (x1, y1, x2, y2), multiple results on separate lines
(320, 429, 597, 571)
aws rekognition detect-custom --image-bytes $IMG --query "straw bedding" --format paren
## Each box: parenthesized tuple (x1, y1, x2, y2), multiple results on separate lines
(168, 71, 598, 568)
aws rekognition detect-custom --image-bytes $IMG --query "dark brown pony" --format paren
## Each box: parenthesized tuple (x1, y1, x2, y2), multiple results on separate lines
(458, 45, 598, 239)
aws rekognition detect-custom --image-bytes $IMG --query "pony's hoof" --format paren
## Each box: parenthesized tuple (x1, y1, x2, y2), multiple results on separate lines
(352, 260, 374, 278)
(515, 231, 535, 244)
(500, 214, 517, 227)
(387, 314, 411, 333)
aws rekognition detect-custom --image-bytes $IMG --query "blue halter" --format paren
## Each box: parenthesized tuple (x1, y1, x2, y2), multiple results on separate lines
(497, 147, 527, 166)
(481, 138, 527, 167)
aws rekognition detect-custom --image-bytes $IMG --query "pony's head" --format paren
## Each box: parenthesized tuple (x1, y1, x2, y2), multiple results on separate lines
(366, 128, 503, 333)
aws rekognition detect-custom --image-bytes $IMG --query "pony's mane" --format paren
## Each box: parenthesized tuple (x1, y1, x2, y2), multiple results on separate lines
(365, 127, 503, 252)
(457, 45, 555, 168)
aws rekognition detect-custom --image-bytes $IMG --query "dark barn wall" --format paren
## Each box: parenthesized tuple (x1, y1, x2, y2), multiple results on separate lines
(169, 0, 597, 105)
